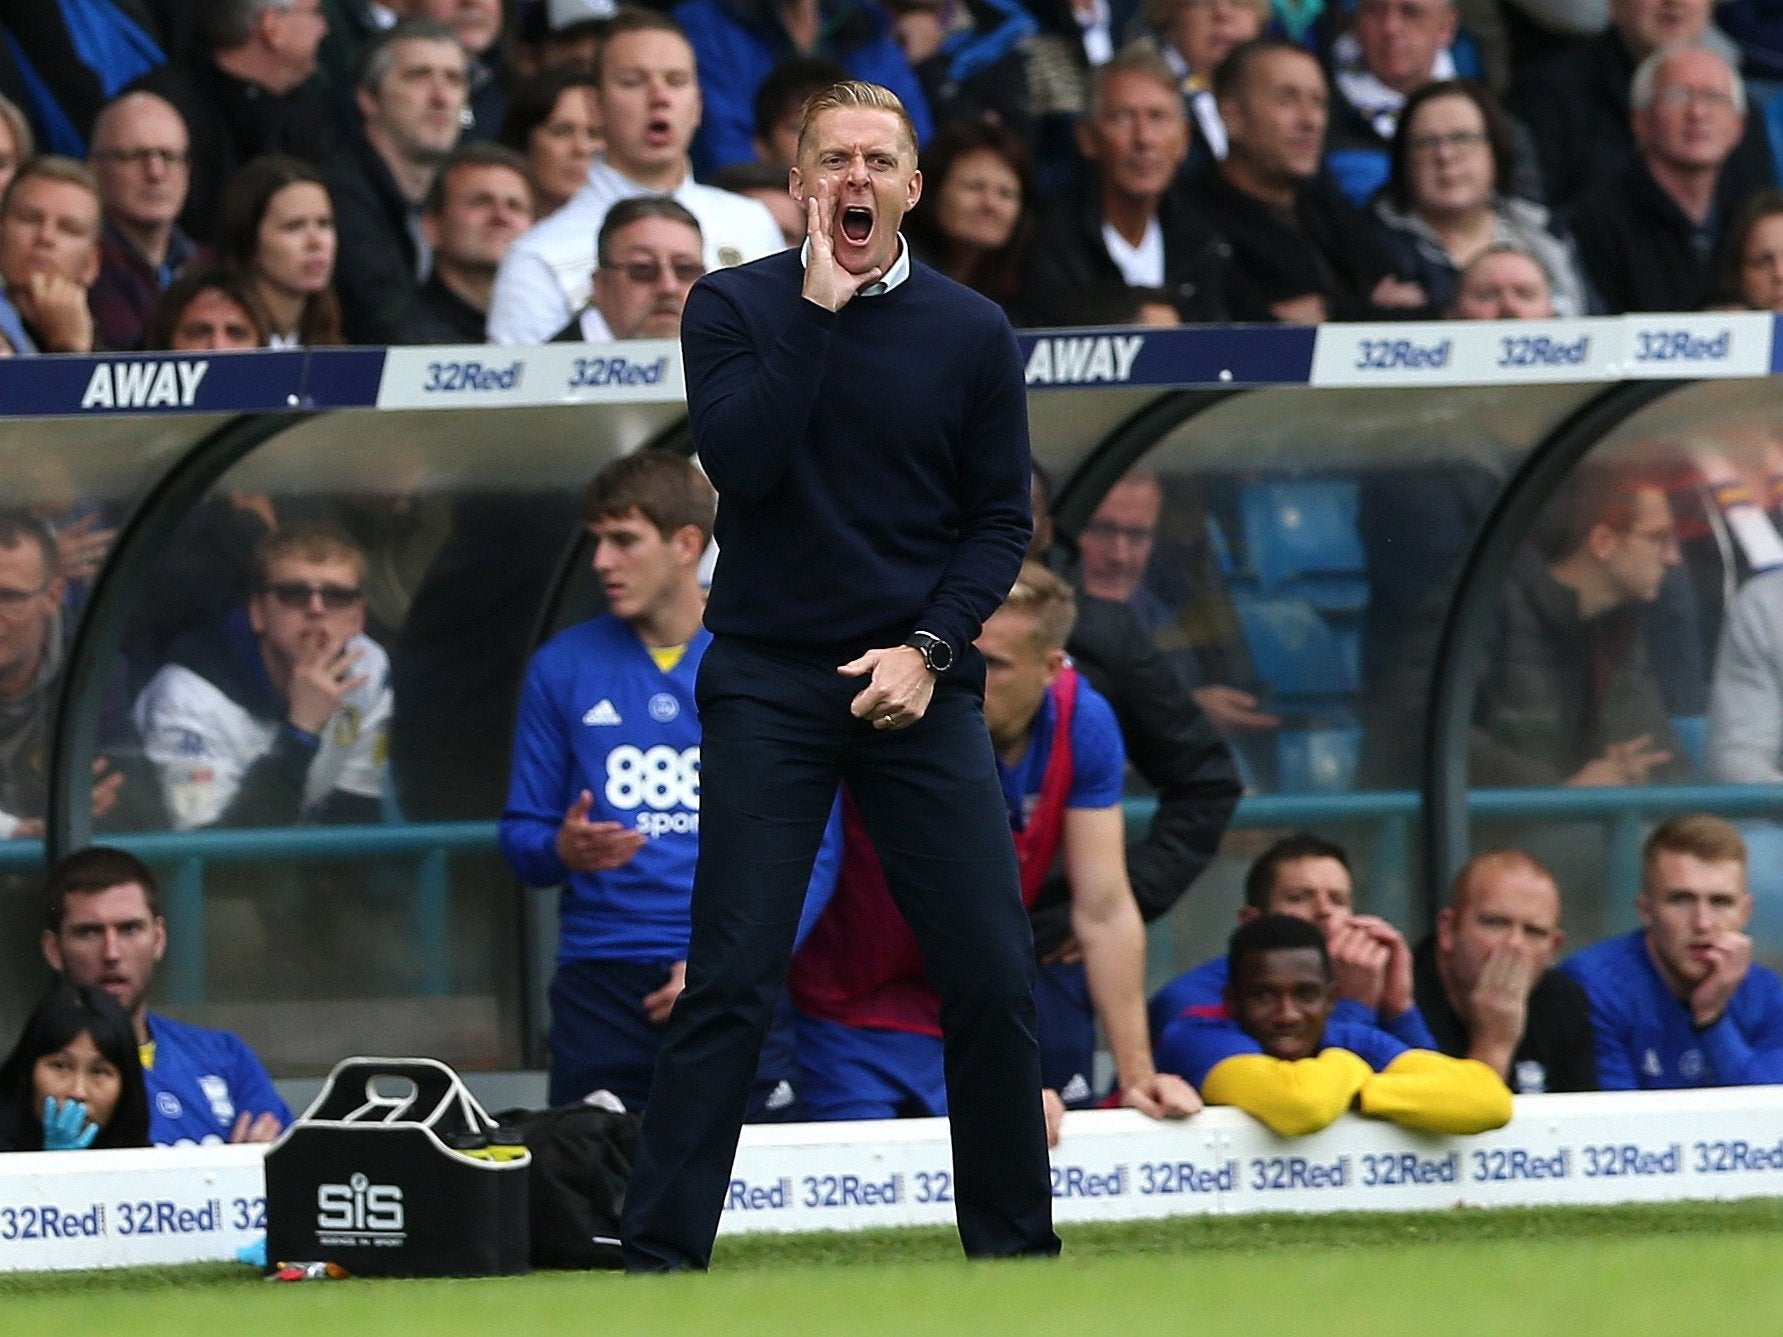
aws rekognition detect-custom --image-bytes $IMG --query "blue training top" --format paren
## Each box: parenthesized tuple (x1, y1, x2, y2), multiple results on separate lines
(1561, 929, 1783, 1089)
(501, 615, 838, 960)
(1149, 955, 1438, 1050)
(1158, 1013, 1409, 1088)
(144, 1012, 290, 1146)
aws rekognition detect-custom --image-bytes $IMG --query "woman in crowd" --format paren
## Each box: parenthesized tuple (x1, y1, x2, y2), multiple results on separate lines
(902, 117, 1035, 316)
(1373, 80, 1588, 317)
(497, 68, 601, 221)
(0, 981, 149, 1152)
(0, 93, 33, 201)
(1717, 188, 1783, 311)
(216, 155, 342, 348)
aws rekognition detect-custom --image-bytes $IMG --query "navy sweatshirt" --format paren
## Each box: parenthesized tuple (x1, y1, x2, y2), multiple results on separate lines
(684, 247, 1032, 662)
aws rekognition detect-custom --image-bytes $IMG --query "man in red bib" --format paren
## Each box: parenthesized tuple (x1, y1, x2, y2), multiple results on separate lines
(790, 561, 1199, 1140)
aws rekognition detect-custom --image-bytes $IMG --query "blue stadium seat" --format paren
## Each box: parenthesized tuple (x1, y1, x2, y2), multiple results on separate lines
(1238, 479, 1368, 612)
(1276, 724, 1363, 795)
(1232, 593, 1360, 700)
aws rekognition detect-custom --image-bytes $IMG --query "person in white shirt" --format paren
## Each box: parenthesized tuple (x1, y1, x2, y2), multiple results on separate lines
(486, 6, 781, 345)
(133, 522, 390, 831)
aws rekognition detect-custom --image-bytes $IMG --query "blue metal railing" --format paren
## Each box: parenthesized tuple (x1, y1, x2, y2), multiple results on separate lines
(0, 823, 494, 1003)
(6, 784, 1780, 1008)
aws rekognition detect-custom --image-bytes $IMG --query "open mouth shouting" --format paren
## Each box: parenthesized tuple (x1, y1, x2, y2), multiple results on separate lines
(796, 106, 922, 289)
(839, 206, 874, 245)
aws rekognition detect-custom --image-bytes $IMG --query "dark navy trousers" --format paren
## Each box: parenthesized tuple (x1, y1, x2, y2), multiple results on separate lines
(621, 636, 1060, 1268)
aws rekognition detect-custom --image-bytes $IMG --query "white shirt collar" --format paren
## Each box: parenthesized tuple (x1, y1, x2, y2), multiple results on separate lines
(1101, 216, 1165, 288)
(588, 153, 691, 201)
(798, 233, 910, 296)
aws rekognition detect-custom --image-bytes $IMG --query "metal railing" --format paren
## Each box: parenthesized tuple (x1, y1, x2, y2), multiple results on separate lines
(6, 783, 1781, 1009)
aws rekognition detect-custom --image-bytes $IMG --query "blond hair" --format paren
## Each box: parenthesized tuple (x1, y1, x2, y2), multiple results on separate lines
(1, 154, 100, 223)
(254, 521, 367, 586)
(1001, 561, 1077, 652)
(1643, 813, 1747, 874)
(796, 80, 918, 162)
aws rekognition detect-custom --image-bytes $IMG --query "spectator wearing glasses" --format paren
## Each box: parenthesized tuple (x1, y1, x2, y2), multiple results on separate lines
(1509, 0, 1774, 215)
(87, 91, 199, 352)
(1075, 470, 1277, 755)
(1379, 462, 1690, 788)
(1570, 43, 1748, 314)
(133, 522, 391, 831)
(1373, 80, 1588, 317)
(0, 513, 144, 841)
(554, 195, 704, 342)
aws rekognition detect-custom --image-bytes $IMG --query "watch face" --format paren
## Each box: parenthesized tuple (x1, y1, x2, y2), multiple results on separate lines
(909, 632, 950, 671)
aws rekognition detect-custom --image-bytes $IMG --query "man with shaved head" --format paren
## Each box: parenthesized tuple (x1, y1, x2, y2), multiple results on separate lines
(1414, 848, 1597, 1093)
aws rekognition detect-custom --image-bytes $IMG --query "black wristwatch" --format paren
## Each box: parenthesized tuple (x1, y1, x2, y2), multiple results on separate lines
(903, 630, 955, 674)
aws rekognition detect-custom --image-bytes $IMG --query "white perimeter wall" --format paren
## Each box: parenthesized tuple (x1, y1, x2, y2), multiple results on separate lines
(4, 1088, 1782, 1271)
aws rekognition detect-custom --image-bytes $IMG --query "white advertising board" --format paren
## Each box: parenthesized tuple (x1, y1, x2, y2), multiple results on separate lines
(374, 341, 685, 409)
(6, 1090, 1783, 1270)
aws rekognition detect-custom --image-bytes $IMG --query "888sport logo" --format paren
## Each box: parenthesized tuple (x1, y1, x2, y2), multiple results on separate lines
(606, 745, 700, 836)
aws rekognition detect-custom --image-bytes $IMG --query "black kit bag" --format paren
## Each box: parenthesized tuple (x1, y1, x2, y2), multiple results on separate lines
(264, 1056, 530, 1278)
(493, 1102, 641, 1270)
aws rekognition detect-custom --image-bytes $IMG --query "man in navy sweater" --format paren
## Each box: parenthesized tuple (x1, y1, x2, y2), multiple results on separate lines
(623, 79, 1055, 1270)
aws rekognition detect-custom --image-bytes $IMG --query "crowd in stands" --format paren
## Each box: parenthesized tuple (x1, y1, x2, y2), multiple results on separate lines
(4, 0, 1783, 356)
(8, 0, 1783, 1151)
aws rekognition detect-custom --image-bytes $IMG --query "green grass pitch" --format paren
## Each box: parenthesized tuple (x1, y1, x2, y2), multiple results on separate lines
(8, 1200, 1783, 1336)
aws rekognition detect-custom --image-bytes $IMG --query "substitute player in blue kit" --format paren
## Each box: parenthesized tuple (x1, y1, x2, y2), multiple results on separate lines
(501, 451, 838, 1114)
(40, 846, 289, 1146)
(1563, 814, 1783, 1089)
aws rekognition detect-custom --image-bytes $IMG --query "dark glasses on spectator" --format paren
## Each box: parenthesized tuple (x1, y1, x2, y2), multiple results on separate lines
(262, 581, 363, 611)
(602, 259, 706, 285)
